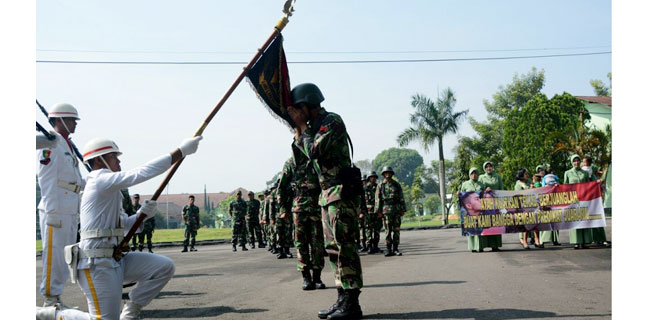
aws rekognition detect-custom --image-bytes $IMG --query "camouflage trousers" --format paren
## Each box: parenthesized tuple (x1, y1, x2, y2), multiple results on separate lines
(365, 211, 382, 247)
(275, 216, 292, 248)
(357, 214, 367, 248)
(384, 214, 402, 247)
(183, 228, 197, 247)
(247, 220, 263, 245)
(231, 219, 248, 246)
(137, 230, 154, 250)
(269, 221, 278, 247)
(322, 198, 363, 289)
(294, 210, 325, 271)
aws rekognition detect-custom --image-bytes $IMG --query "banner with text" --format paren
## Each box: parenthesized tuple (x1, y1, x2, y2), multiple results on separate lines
(459, 181, 606, 236)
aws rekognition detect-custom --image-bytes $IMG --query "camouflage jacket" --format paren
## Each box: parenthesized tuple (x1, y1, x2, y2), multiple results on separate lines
(364, 182, 377, 213)
(277, 158, 296, 217)
(246, 199, 261, 222)
(229, 199, 248, 221)
(375, 179, 406, 215)
(288, 147, 322, 213)
(294, 108, 351, 206)
(121, 189, 136, 216)
(182, 204, 200, 229)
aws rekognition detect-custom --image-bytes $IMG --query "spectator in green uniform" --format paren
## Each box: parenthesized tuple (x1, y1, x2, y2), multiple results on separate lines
(182, 195, 200, 252)
(477, 161, 503, 252)
(564, 154, 604, 249)
(376, 166, 406, 257)
(229, 190, 249, 252)
(460, 167, 487, 252)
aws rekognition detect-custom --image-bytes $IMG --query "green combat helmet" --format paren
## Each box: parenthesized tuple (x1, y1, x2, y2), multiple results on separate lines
(291, 83, 325, 106)
(381, 166, 394, 175)
(368, 171, 378, 178)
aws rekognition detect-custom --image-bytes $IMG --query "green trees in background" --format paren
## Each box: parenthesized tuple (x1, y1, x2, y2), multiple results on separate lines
(590, 72, 612, 97)
(371, 148, 423, 186)
(396, 88, 468, 225)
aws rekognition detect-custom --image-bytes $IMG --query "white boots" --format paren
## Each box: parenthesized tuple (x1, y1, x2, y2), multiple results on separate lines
(35, 306, 57, 320)
(120, 301, 143, 320)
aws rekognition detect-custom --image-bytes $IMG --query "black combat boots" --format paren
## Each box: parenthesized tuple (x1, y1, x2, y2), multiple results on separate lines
(384, 244, 395, 257)
(394, 244, 402, 256)
(232, 244, 237, 252)
(190, 246, 197, 252)
(242, 244, 248, 251)
(285, 247, 293, 258)
(318, 287, 344, 319)
(251, 242, 256, 249)
(259, 241, 266, 248)
(327, 289, 362, 319)
(277, 247, 287, 259)
(361, 243, 368, 252)
(181, 246, 188, 253)
(302, 269, 315, 290)
(313, 269, 326, 289)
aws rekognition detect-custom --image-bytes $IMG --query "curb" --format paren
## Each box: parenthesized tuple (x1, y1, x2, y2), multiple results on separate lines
(35, 217, 612, 257)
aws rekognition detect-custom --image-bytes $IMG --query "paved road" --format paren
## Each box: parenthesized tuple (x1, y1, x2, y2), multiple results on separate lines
(36, 224, 611, 319)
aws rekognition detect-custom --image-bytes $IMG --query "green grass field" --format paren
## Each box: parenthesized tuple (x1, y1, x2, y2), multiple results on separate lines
(37, 228, 233, 251)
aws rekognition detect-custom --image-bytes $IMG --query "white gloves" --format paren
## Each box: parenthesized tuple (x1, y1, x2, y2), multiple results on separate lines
(36, 132, 57, 149)
(179, 136, 203, 157)
(137, 200, 157, 221)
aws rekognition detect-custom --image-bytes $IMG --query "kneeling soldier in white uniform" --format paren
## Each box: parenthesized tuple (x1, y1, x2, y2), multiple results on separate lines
(36, 135, 202, 320)
(37, 103, 85, 309)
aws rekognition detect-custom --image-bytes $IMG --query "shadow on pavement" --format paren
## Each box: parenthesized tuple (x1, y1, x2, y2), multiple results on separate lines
(363, 308, 611, 319)
(141, 306, 268, 318)
(173, 273, 223, 279)
(122, 290, 206, 300)
(364, 280, 464, 288)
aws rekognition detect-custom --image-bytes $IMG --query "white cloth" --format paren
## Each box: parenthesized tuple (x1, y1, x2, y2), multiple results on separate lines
(38, 131, 84, 298)
(54, 253, 175, 320)
(78, 154, 171, 269)
(39, 213, 78, 297)
(63, 153, 173, 320)
(37, 131, 84, 216)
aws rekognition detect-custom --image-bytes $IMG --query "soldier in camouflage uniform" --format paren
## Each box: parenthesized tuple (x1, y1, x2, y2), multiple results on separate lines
(229, 190, 249, 252)
(138, 194, 155, 253)
(281, 154, 325, 289)
(182, 195, 201, 252)
(246, 191, 264, 248)
(287, 83, 363, 319)
(364, 171, 383, 254)
(260, 190, 272, 251)
(357, 175, 369, 252)
(276, 160, 295, 259)
(264, 183, 279, 254)
(376, 166, 407, 257)
(121, 189, 139, 251)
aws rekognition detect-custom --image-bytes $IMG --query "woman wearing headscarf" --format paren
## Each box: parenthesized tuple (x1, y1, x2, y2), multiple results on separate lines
(460, 167, 486, 252)
(564, 154, 598, 249)
(514, 169, 542, 249)
(477, 161, 503, 251)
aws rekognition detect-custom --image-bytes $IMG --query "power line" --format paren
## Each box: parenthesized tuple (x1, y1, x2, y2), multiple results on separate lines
(36, 45, 611, 55)
(36, 51, 611, 65)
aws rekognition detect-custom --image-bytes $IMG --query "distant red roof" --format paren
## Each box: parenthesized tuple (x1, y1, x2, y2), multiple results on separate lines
(575, 96, 612, 106)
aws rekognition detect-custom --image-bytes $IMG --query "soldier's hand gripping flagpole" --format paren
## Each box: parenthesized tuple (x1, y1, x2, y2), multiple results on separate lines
(113, 0, 297, 261)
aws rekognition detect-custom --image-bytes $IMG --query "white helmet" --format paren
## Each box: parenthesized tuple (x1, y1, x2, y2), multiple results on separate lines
(49, 103, 80, 120)
(82, 138, 122, 163)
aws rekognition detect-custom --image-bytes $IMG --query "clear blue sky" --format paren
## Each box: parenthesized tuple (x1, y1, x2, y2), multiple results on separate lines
(35, 0, 611, 196)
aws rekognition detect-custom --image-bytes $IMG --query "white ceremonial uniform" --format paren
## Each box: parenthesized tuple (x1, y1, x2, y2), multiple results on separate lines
(38, 131, 84, 298)
(61, 154, 175, 320)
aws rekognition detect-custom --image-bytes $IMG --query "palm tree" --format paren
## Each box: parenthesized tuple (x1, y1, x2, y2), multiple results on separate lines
(397, 88, 468, 225)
